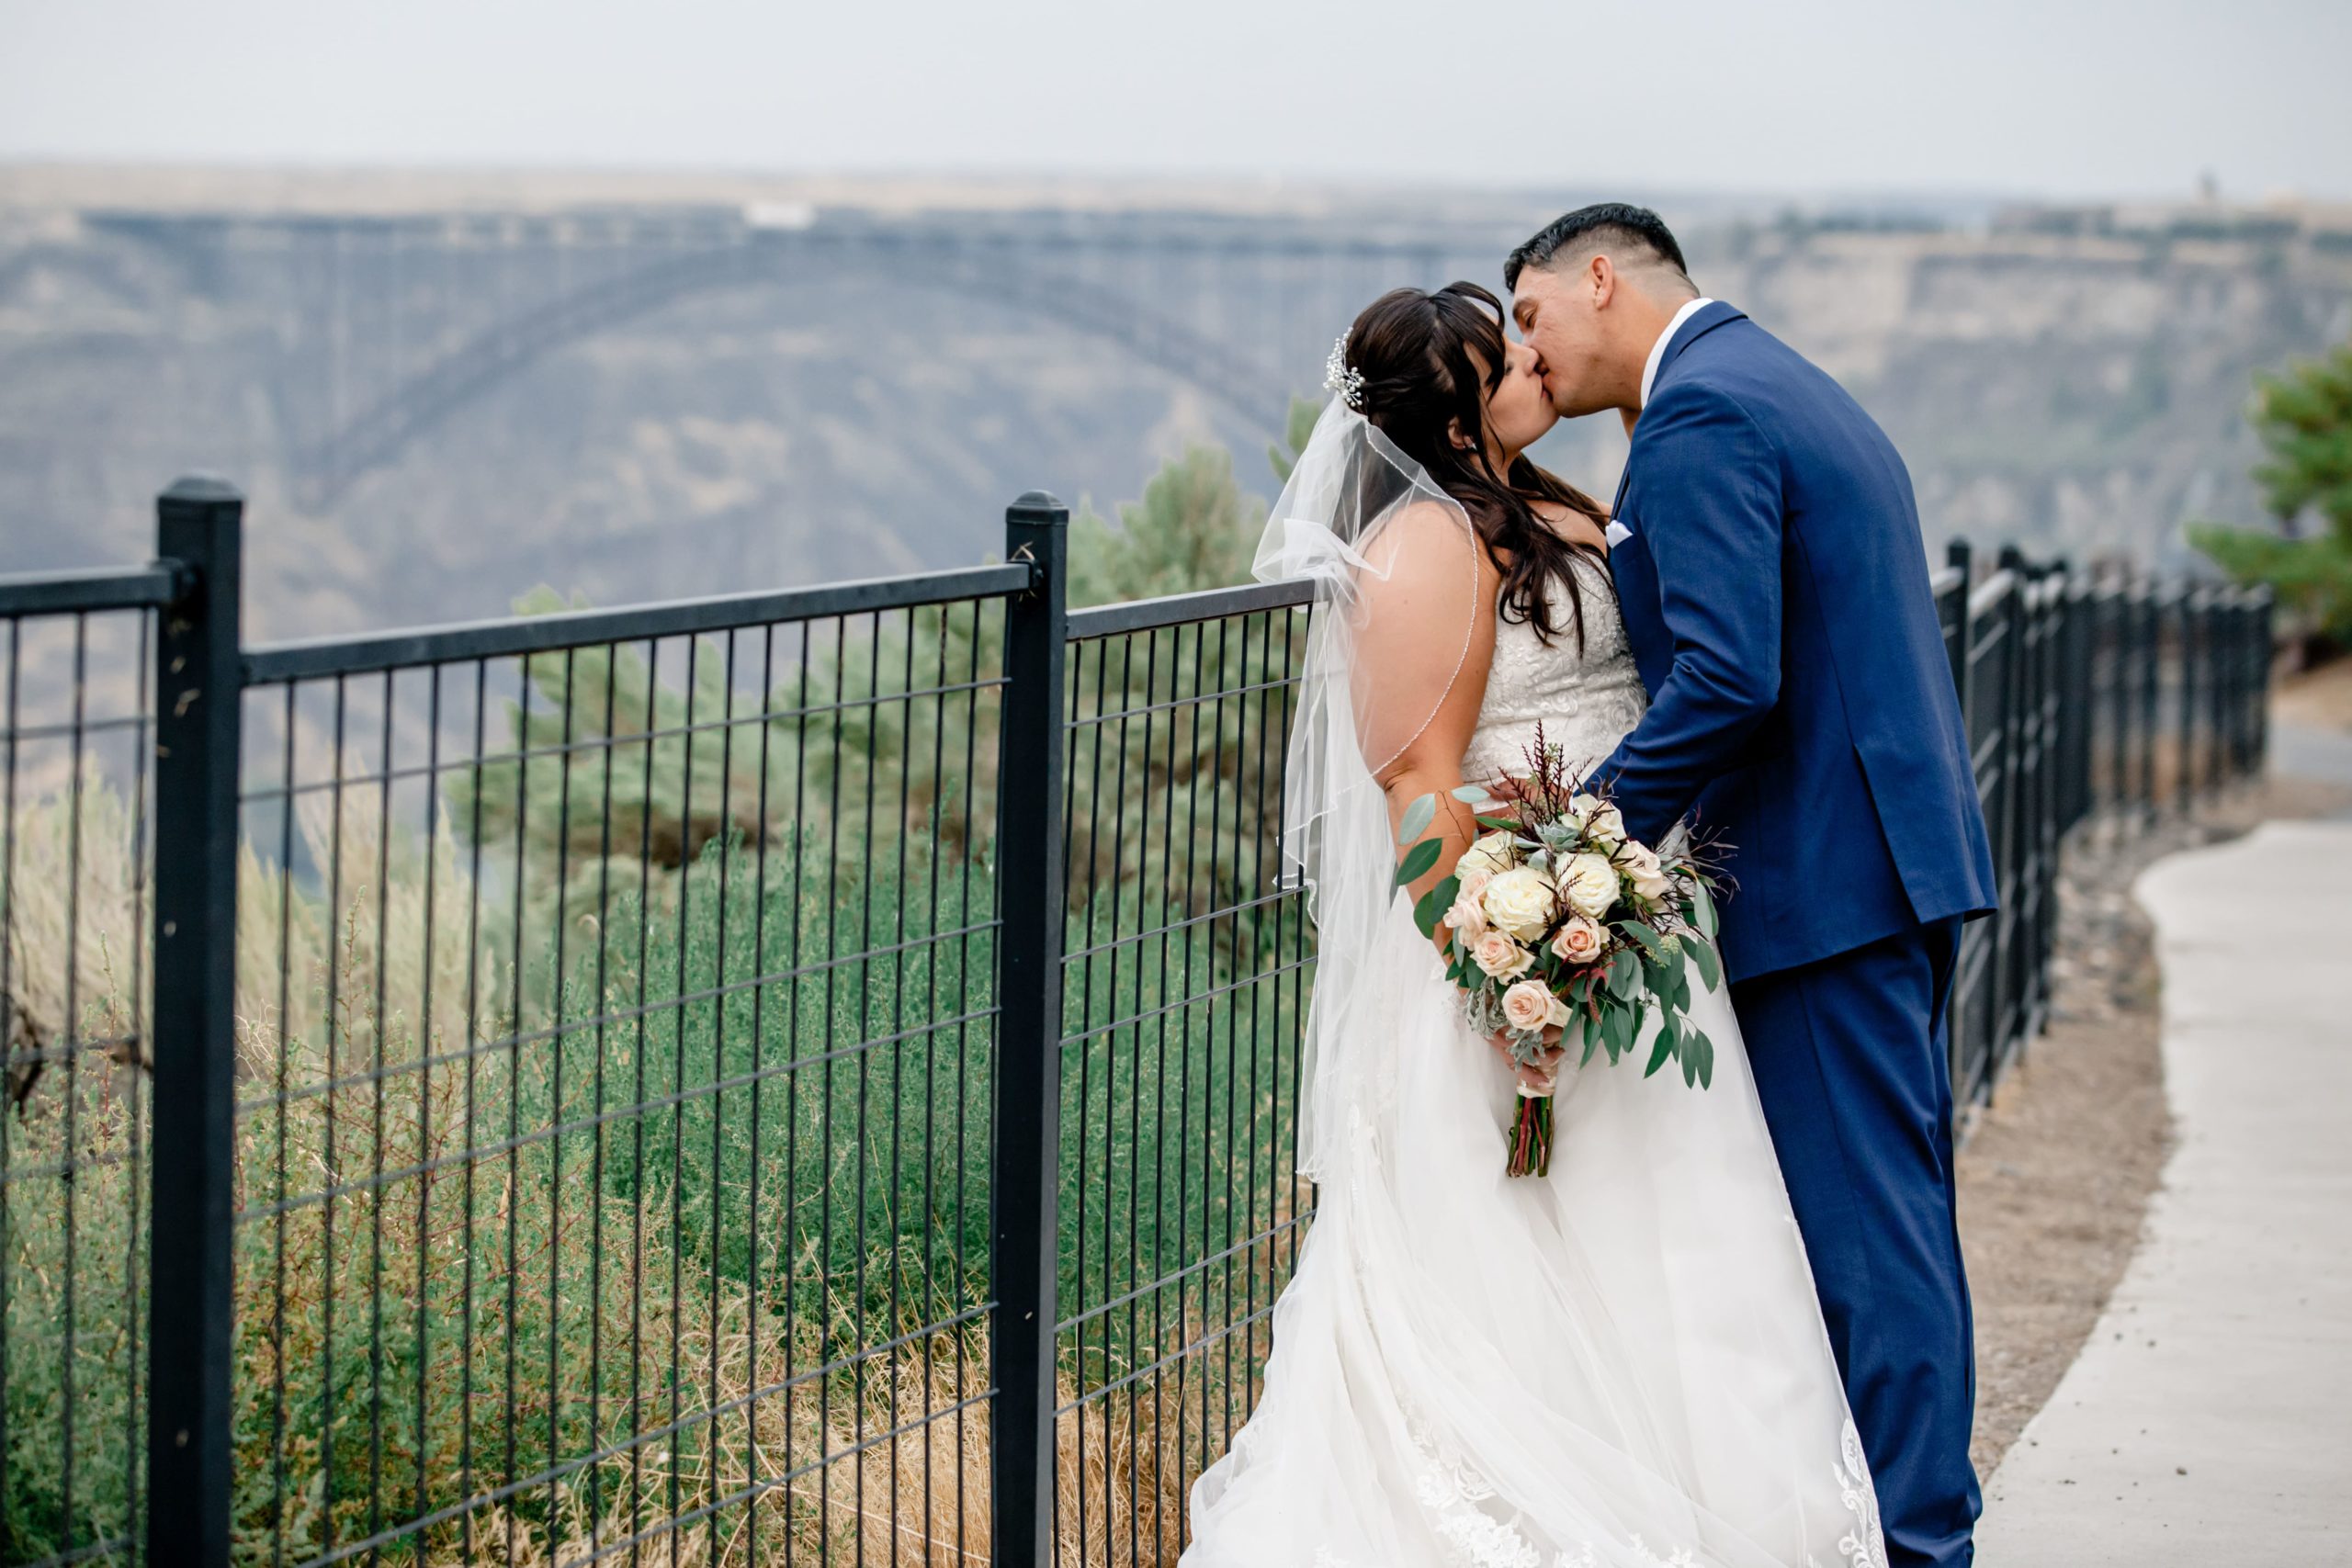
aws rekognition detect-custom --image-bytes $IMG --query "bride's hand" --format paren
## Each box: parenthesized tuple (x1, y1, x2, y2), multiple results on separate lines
(1489, 1031, 1566, 1092)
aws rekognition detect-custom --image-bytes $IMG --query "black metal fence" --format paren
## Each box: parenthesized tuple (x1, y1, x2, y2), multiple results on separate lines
(0, 479, 2271, 1567)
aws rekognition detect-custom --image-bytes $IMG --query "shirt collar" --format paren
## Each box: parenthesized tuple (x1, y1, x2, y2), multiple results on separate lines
(1639, 296, 1715, 409)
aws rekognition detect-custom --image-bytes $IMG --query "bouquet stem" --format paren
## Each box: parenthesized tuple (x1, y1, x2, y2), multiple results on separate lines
(1506, 1088, 1554, 1179)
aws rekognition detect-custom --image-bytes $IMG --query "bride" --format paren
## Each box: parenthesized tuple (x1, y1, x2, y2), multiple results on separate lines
(1182, 284, 1887, 1568)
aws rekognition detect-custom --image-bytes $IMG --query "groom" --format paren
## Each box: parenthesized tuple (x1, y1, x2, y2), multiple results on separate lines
(1508, 205, 1997, 1567)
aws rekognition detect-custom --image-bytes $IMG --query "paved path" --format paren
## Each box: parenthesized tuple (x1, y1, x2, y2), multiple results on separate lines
(2272, 719, 2352, 812)
(1975, 818, 2352, 1562)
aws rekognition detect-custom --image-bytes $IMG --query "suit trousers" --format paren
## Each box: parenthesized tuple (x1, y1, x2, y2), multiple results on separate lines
(1731, 917, 1978, 1568)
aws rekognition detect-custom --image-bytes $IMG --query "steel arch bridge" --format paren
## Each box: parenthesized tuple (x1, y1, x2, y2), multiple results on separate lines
(232, 210, 1490, 510)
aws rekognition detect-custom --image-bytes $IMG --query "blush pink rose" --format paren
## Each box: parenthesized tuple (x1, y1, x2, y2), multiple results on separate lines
(1549, 914, 1606, 966)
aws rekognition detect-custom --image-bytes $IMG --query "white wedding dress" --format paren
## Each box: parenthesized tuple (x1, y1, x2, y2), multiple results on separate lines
(1182, 554, 1888, 1568)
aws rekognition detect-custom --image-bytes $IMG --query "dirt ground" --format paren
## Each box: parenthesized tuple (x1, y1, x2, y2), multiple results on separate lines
(1957, 768, 2352, 1477)
(2275, 653, 2352, 734)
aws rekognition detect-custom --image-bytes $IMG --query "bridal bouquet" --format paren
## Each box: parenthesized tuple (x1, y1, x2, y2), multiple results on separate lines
(1396, 730, 1724, 1178)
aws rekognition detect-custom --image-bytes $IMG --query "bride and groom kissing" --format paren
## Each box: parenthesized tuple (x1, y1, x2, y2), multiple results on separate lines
(1184, 205, 1996, 1567)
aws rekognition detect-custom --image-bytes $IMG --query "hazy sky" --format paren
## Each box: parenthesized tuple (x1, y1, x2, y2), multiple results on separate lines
(4, 0, 2347, 200)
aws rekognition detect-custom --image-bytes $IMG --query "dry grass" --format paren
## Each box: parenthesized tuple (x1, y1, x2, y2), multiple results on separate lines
(3, 770, 1285, 1565)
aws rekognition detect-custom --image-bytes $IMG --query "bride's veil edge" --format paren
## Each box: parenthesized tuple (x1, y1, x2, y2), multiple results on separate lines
(1251, 399, 1483, 1181)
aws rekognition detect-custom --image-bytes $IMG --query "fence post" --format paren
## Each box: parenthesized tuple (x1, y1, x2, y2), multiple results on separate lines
(149, 478, 243, 1566)
(2248, 585, 2267, 775)
(2055, 560, 2091, 832)
(2138, 583, 2160, 818)
(2176, 588, 2199, 813)
(991, 491, 1069, 1568)
(2201, 592, 2220, 799)
(1996, 546, 2032, 1063)
(1945, 538, 1973, 709)
(1941, 539, 1974, 1099)
(2117, 581, 2136, 822)
(2236, 592, 2257, 778)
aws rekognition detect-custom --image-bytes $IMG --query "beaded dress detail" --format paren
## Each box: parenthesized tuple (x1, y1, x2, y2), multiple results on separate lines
(1463, 556, 1649, 787)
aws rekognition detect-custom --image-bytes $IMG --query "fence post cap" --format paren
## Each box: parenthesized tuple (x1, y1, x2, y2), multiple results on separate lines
(1007, 491, 1068, 525)
(160, 475, 243, 506)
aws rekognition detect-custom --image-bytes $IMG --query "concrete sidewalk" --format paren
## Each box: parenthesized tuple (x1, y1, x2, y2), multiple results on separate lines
(1975, 818, 2352, 1562)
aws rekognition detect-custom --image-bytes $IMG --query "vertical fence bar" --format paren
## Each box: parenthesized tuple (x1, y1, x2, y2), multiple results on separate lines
(148, 479, 243, 1566)
(2175, 588, 2197, 814)
(992, 491, 1068, 1568)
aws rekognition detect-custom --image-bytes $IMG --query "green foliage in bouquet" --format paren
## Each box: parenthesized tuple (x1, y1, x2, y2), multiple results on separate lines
(1394, 734, 1727, 1177)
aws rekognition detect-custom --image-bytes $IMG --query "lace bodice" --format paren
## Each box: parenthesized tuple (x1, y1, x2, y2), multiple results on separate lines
(1461, 556, 1647, 787)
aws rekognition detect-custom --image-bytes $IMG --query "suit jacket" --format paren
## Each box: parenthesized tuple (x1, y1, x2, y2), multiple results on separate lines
(1594, 302, 1996, 984)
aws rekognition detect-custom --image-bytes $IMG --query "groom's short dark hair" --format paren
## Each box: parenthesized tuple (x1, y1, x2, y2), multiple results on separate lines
(1505, 203, 1690, 291)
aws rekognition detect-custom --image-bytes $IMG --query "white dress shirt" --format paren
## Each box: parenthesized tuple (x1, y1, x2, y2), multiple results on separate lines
(1638, 296, 1715, 409)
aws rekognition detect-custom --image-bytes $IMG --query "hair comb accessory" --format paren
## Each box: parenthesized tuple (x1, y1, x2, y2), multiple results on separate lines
(1322, 335, 1366, 411)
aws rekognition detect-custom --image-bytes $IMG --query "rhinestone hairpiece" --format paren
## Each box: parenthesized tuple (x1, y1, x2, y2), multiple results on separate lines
(1322, 335, 1365, 411)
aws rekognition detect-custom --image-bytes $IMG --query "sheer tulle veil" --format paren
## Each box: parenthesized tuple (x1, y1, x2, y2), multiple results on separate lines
(1251, 398, 1482, 1180)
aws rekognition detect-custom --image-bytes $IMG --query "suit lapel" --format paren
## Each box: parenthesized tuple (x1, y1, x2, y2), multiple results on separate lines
(1610, 300, 1748, 686)
(1611, 302, 1745, 538)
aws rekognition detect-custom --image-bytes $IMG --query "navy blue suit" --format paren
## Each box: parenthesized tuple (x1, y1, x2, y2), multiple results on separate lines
(1593, 303, 1997, 1567)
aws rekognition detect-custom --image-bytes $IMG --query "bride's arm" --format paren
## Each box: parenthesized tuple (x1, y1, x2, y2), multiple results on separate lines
(1351, 504, 1500, 924)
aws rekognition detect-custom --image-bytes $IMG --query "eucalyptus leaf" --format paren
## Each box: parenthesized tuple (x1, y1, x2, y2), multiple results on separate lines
(1645, 1030, 1675, 1079)
(1452, 784, 1494, 804)
(1689, 1027, 1714, 1089)
(1690, 878, 1719, 942)
(1397, 793, 1437, 848)
(1618, 920, 1666, 959)
(1394, 837, 1442, 887)
(1603, 1003, 1633, 1064)
(1688, 937, 1723, 992)
(1641, 957, 1673, 998)
(1412, 883, 1445, 939)
(1607, 949, 1643, 999)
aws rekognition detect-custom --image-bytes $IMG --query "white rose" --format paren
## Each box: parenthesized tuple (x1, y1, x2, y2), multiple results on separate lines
(1613, 840, 1673, 903)
(1559, 852, 1620, 920)
(1549, 914, 1607, 967)
(1458, 830, 1519, 878)
(1479, 865, 1557, 942)
(1471, 931, 1535, 981)
(1499, 978, 1558, 1034)
(1585, 801, 1627, 852)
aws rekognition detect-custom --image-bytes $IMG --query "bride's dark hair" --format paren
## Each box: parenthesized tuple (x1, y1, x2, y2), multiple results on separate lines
(1344, 282, 1611, 648)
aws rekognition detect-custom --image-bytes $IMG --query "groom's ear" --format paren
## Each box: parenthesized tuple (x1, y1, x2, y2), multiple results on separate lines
(1588, 254, 1618, 310)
